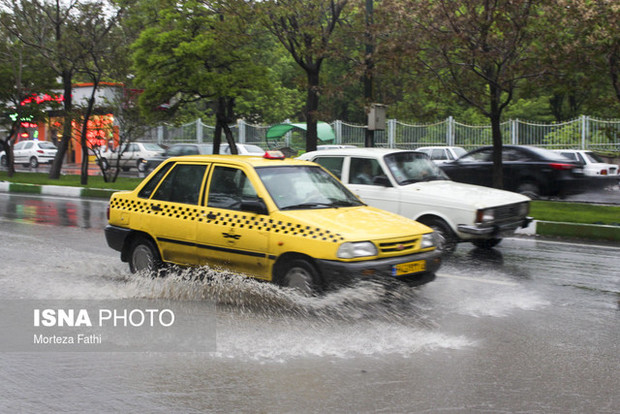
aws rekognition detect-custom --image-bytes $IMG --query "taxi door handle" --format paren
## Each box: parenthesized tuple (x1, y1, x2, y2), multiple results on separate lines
(206, 212, 217, 220)
(151, 204, 162, 211)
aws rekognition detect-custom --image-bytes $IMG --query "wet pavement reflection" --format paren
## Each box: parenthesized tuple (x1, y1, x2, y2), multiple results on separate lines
(0, 193, 108, 229)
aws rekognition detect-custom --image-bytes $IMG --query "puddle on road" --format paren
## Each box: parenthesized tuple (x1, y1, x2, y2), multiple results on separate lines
(114, 267, 476, 361)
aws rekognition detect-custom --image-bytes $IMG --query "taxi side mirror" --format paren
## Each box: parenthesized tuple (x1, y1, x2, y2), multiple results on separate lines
(241, 198, 268, 215)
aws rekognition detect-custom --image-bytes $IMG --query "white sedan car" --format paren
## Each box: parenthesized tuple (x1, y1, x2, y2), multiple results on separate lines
(299, 148, 532, 254)
(416, 146, 467, 164)
(0, 140, 58, 168)
(100, 142, 165, 171)
(553, 149, 619, 177)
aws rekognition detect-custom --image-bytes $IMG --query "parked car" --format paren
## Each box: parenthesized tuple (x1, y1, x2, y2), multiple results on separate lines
(416, 146, 467, 164)
(220, 143, 265, 155)
(139, 143, 216, 173)
(439, 145, 587, 199)
(299, 148, 531, 254)
(139, 143, 266, 173)
(317, 144, 358, 150)
(105, 151, 441, 294)
(100, 142, 165, 171)
(553, 149, 619, 178)
(0, 140, 57, 168)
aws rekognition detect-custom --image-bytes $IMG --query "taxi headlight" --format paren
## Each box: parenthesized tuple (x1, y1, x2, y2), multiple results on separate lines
(337, 241, 377, 259)
(476, 208, 495, 223)
(421, 233, 436, 249)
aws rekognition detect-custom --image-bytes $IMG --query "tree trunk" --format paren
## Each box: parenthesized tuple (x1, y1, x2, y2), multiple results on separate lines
(305, 69, 320, 152)
(489, 83, 504, 190)
(79, 85, 98, 185)
(49, 70, 73, 179)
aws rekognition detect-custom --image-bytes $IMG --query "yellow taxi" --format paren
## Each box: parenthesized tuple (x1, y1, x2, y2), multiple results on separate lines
(105, 151, 441, 293)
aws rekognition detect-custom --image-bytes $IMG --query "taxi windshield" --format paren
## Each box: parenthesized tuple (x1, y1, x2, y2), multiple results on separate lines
(384, 152, 449, 185)
(257, 165, 364, 210)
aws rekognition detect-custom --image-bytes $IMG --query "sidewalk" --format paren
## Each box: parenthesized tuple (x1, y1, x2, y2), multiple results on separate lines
(1, 180, 619, 243)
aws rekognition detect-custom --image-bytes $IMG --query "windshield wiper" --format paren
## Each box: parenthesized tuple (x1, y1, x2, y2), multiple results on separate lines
(280, 202, 334, 210)
(280, 200, 362, 210)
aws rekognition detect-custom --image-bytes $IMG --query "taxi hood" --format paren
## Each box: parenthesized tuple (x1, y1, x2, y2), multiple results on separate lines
(276, 206, 432, 240)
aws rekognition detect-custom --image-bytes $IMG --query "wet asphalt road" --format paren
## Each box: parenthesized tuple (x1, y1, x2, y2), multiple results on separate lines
(0, 193, 618, 413)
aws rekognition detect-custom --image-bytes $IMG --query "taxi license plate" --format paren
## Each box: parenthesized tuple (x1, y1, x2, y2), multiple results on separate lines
(392, 260, 426, 277)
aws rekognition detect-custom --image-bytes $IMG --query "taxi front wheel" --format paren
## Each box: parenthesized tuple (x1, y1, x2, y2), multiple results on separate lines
(279, 259, 322, 296)
(129, 236, 162, 274)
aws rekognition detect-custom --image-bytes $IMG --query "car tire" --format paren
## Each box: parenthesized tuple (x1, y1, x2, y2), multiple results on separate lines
(137, 159, 145, 171)
(29, 157, 39, 168)
(471, 238, 502, 249)
(277, 258, 322, 295)
(128, 236, 162, 274)
(0, 155, 6, 166)
(517, 182, 540, 199)
(100, 158, 109, 170)
(418, 218, 457, 256)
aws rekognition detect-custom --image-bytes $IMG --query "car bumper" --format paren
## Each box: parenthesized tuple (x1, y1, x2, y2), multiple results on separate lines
(315, 250, 442, 287)
(458, 216, 533, 236)
(105, 224, 131, 253)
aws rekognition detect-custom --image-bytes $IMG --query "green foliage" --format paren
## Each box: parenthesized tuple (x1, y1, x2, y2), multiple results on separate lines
(131, 0, 270, 123)
(530, 201, 620, 226)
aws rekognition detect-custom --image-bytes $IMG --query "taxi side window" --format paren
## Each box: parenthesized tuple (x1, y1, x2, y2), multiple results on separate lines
(313, 157, 344, 179)
(138, 162, 173, 198)
(151, 164, 207, 205)
(208, 166, 257, 210)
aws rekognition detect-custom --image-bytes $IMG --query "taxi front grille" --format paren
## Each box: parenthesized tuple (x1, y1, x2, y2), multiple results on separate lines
(377, 237, 420, 255)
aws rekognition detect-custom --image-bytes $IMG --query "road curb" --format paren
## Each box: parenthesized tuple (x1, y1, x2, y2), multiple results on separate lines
(0, 181, 117, 200)
(515, 219, 620, 243)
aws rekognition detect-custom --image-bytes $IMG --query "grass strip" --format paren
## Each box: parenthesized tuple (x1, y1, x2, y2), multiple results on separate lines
(530, 201, 620, 226)
(0, 171, 141, 191)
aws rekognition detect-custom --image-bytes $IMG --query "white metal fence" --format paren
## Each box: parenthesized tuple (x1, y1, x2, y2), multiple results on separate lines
(142, 115, 620, 152)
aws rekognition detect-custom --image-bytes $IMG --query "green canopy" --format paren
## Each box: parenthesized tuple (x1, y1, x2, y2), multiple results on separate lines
(266, 122, 335, 142)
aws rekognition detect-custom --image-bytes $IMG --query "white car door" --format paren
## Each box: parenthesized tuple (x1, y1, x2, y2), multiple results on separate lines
(13, 141, 30, 163)
(345, 156, 402, 214)
(311, 155, 402, 215)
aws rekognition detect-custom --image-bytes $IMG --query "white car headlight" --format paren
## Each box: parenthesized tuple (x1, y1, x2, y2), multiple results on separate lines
(421, 233, 436, 249)
(337, 241, 378, 259)
(476, 208, 495, 223)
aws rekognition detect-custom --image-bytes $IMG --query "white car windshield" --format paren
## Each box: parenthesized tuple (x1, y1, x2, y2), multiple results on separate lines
(384, 152, 449, 185)
(257, 165, 364, 210)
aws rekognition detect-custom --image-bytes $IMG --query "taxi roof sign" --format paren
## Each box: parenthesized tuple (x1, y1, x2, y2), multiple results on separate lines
(263, 150, 285, 160)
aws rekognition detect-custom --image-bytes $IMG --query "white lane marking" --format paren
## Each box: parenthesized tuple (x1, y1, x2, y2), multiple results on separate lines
(436, 273, 518, 286)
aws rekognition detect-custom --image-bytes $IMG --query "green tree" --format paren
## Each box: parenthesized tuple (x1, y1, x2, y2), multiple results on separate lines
(131, 0, 269, 153)
(0, 25, 58, 177)
(385, 0, 547, 189)
(259, 0, 350, 152)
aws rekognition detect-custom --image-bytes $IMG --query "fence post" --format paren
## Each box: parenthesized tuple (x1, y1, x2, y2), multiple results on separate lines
(196, 118, 203, 143)
(157, 125, 164, 145)
(238, 119, 246, 144)
(333, 120, 342, 144)
(581, 115, 588, 150)
(388, 119, 396, 148)
(511, 119, 518, 145)
(447, 116, 454, 146)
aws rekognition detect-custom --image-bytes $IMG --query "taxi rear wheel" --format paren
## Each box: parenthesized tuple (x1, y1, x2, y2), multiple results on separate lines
(279, 259, 321, 296)
(129, 237, 162, 274)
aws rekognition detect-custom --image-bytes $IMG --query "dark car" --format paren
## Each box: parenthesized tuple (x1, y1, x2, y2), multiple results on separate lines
(139, 143, 216, 173)
(439, 145, 587, 198)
